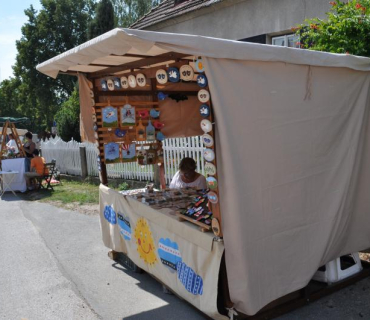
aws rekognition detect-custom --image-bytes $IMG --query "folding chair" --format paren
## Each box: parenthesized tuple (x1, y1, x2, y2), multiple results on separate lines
(37, 159, 57, 191)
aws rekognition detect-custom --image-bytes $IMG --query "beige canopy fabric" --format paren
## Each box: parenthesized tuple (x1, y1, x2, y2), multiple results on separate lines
(0, 127, 28, 136)
(37, 28, 370, 316)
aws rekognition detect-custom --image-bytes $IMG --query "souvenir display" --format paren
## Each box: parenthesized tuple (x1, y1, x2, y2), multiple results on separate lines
(100, 79, 108, 91)
(136, 118, 146, 141)
(180, 65, 194, 81)
(146, 120, 156, 141)
(137, 146, 147, 165)
(204, 149, 215, 162)
(197, 74, 208, 88)
(120, 76, 129, 89)
(115, 128, 126, 138)
(90, 90, 94, 97)
(156, 147, 164, 164)
(104, 142, 120, 163)
(147, 145, 157, 165)
(158, 92, 168, 101)
(156, 132, 165, 142)
(202, 134, 214, 147)
(199, 104, 211, 118)
(207, 191, 218, 204)
(121, 104, 136, 126)
(167, 67, 180, 83)
(121, 143, 136, 162)
(114, 77, 121, 89)
(102, 106, 118, 127)
(91, 98, 95, 106)
(136, 73, 146, 87)
(107, 79, 115, 91)
(198, 89, 210, 103)
(204, 162, 217, 176)
(156, 69, 168, 84)
(153, 121, 165, 129)
(138, 110, 149, 119)
(200, 119, 212, 133)
(150, 109, 160, 119)
(128, 75, 137, 88)
(206, 177, 218, 190)
(195, 58, 205, 73)
(93, 123, 98, 132)
(92, 114, 97, 122)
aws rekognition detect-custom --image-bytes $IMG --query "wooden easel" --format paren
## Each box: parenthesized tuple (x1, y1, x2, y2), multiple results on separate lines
(0, 120, 26, 157)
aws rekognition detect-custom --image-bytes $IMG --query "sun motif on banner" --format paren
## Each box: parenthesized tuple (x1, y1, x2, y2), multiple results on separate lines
(134, 218, 157, 265)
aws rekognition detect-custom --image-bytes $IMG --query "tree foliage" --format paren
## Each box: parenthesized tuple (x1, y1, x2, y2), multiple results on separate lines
(88, 0, 115, 39)
(295, 0, 370, 56)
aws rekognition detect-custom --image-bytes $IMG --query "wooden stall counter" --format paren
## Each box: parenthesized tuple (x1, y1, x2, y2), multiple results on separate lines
(99, 184, 227, 320)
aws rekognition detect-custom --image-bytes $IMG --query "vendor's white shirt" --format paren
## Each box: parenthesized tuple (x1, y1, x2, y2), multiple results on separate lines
(169, 171, 207, 189)
(6, 139, 19, 153)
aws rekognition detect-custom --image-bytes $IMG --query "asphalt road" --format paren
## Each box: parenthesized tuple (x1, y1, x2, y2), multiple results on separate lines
(1, 193, 370, 320)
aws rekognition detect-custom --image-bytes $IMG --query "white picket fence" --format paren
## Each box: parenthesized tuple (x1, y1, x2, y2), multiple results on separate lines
(40, 136, 205, 184)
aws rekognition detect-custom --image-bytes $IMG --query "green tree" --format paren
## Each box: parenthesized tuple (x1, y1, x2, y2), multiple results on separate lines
(55, 87, 81, 142)
(295, 0, 370, 56)
(88, 0, 115, 39)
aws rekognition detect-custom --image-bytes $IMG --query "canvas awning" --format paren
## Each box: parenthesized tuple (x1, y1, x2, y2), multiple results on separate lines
(0, 127, 28, 136)
(37, 29, 370, 316)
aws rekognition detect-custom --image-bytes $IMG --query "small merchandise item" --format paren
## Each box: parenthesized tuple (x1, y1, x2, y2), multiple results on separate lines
(102, 106, 118, 128)
(202, 134, 214, 147)
(153, 121, 165, 129)
(207, 191, 218, 204)
(128, 75, 137, 88)
(93, 123, 98, 132)
(136, 118, 146, 141)
(197, 74, 208, 88)
(121, 104, 136, 126)
(138, 110, 149, 119)
(94, 132, 99, 140)
(120, 76, 129, 89)
(137, 145, 147, 165)
(204, 162, 217, 176)
(100, 79, 108, 91)
(200, 119, 212, 133)
(146, 145, 157, 164)
(204, 148, 215, 162)
(146, 120, 156, 141)
(104, 142, 120, 163)
(115, 128, 126, 138)
(180, 64, 194, 81)
(92, 114, 97, 122)
(107, 79, 114, 91)
(195, 58, 205, 73)
(150, 109, 160, 119)
(199, 104, 210, 118)
(97, 156, 101, 172)
(156, 131, 165, 141)
(198, 89, 210, 103)
(136, 73, 146, 87)
(206, 177, 218, 190)
(91, 98, 95, 106)
(90, 90, 94, 97)
(122, 143, 136, 162)
(114, 77, 121, 89)
(167, 67, 180, 83)
(156, 69, 168, 84)
(158, 92, 168, 101)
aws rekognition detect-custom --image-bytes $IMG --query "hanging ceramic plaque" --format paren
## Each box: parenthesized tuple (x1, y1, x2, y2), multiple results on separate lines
(156, 69, 168, 84)
(180, 65, 194, 81)
(158, 92, 168, 101)
(197, 74, 208, 88)
(128, 75, 137, 88)
(138, 110, 149, 119)
(207, 191, 218, 204)
(146, 120, 156, 141)
(90, 90, 94, 97)
(137, 145, 147, 165)
(200, 119, 212, 133)
(136, 118, 146, 141)
(121, 104, 136, 126)
(202, 134, 214, 147)
(136, 73, 146, 87)
(92, 114, 97, 122)
(150, 109, 160, 119)
(204, 162, 217, 176)
(114, 77, 121, 89)
(120, 76, 129, 89)
(91, 98, 96, 106)
(206, 177, 218, 190)
(100, 79, 108, 91)
(94, 132, 99, 140)
(146, 145, 157, 165)
(115, 128, 126, 138)
(204, 148, 215, 162)
(93, 123, 98, 132)
(122, 143, 136, 162)
(195, 58, 205, 73)
(104, 142, 120, 164)
(153, 121, 165, 129)
(156, 132, 165, 142)
(107, 79, 115, 91)
(167, 67, 180, 83)
(198, 89, 210, 103)
(102, 106, 118, 128)
(199, 104, 210, 118)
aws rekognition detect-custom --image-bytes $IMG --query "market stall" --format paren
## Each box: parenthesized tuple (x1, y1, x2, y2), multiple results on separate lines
(37, 28, 370, 318)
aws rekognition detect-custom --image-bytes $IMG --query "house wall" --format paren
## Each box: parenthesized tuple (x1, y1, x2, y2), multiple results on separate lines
(146, 0, 331, 41)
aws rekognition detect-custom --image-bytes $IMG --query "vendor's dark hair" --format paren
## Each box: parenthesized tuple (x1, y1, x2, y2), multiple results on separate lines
(179, 157, 196, 172)
(33, 149, 39, 156)
(25, 132, 33, 139)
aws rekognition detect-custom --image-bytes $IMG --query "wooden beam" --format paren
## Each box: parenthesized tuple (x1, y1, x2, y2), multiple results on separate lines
(95, 90, 198, 97)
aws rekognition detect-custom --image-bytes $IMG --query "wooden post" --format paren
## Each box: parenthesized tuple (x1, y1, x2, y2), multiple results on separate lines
(100, 162, 108, 186)
(79, 146, 88, 179)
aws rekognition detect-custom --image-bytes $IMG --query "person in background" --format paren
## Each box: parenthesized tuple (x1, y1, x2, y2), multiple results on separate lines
(6, 133, 19, 154)
(170, 157, 207, 189)
(24, 149, 48, 190)
(23, 131, 36, 172)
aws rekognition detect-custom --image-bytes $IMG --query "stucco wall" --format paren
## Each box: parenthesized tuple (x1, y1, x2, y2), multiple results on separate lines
(146, 0, 331, 40)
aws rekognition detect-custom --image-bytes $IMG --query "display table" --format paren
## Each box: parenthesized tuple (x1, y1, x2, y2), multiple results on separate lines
(1, 158, 27, 193)
(99, 185, 227, 320)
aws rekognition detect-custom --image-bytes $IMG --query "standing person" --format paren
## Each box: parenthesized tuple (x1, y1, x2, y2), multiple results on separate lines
(23, 131, 36, 172)
(6, 133, 19, 154)
(169, 157, 207, 189)
(24, 149, 48, 190)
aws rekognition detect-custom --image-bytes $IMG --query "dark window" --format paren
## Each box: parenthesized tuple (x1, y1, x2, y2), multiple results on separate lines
(239, 34, 267, 44)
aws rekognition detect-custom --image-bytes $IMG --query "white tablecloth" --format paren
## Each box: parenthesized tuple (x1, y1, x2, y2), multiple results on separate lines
(1, 158, 27, 192)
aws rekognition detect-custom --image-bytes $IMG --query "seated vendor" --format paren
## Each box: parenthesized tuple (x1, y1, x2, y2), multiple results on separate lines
(24, 149, 48, 190)
(169, 157, 207, 189)
(6, 133, 19, 154)
(23, 131, 36, 171)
